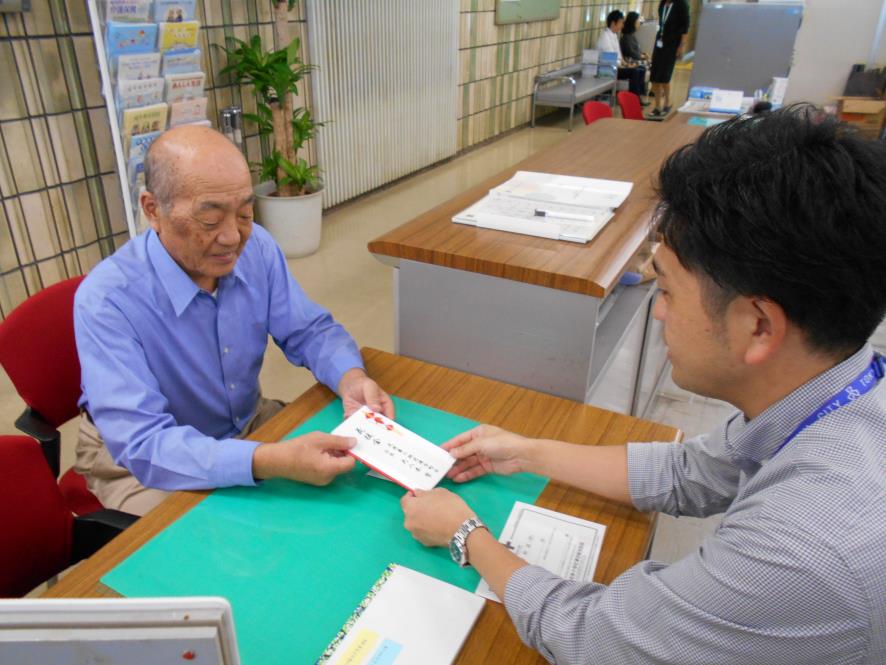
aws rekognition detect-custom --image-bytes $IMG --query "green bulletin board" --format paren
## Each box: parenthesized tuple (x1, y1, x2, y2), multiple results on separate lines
(495, 0, 561, 25)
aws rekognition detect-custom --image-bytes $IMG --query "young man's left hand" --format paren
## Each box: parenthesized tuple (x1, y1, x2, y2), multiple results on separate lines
(401, 488, 475, 547)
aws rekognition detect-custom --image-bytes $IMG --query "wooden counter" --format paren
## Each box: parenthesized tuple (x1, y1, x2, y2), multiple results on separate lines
(369, 118, 702, 298)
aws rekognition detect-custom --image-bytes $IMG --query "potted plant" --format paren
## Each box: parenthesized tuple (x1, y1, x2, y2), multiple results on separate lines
(219, 1, 323, 258)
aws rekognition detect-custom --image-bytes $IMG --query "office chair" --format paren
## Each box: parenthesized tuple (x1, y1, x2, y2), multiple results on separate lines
(582, 101, 613, 125)
(0, 275, 102, 515)
(0, 435, 138, 598)
(617, 91, 645, 121)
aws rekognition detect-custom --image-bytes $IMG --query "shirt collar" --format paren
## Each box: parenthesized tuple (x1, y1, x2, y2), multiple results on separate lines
(147, 230, 201, 317)
(146, 230, 251, 317)
(724, 343, 877, 465)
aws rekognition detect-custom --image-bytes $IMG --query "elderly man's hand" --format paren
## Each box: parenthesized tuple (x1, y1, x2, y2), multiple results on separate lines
(252, 433, 356, 485)
(338, 368, 395, 419)
(401, 488, 475, 547)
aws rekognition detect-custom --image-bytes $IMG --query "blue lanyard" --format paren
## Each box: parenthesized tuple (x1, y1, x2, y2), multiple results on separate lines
(772, 354, 885, 458)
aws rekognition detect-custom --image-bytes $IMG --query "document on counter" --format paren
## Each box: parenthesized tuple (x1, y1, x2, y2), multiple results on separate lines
(476, 501, 606, 602)
(318, 564, 485, 665)
(452, 171, 631, 243)
(489, 171, 633, 209)
(332, 406, 455, 492)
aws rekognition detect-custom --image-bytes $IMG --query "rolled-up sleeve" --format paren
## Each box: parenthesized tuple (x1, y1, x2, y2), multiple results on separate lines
(261, 231, 363, 392)
(76, 294, 260, 490)
(627, 428, 740, 517)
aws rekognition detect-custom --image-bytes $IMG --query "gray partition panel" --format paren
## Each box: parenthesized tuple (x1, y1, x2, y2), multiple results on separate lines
(398, 260, 598, 401)
(690, 2, 803, 94)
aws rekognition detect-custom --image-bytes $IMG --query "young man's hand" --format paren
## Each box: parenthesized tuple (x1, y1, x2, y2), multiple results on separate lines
(401, 488, 475, 547)
(442, 425, 535, 482)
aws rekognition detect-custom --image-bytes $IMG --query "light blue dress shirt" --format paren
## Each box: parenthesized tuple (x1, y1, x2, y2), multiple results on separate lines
(75, 224, 363, 491)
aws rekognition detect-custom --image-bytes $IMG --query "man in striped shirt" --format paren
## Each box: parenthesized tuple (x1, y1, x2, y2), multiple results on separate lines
(401, 106, 886, 664)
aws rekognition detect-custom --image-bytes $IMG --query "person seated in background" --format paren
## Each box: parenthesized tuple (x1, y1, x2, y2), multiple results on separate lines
(401, 107, 886, 664)
(596, 10, 646, 101)
(74, 125, 394, 516)
(620, 11, 648, 63)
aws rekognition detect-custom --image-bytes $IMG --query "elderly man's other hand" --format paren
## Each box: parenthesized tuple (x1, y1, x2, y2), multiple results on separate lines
(252, 433, 356, 485)
(338, 368, 395, 419)
(401, 488, 475, 547)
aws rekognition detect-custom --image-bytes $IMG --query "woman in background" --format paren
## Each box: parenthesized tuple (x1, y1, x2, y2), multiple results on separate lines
(620, 11, 647, 62)
(649, 0, 690, 117)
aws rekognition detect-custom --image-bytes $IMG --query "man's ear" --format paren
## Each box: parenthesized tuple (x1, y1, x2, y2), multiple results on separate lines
(740, 297, 788, 366)
(141, 190, 162, 234)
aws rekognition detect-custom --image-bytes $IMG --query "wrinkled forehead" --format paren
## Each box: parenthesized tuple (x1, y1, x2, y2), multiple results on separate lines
(190, 188, 256, 214)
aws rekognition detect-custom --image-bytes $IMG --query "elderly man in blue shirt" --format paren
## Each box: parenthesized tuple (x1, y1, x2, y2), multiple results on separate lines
(74, 125, 393, 515)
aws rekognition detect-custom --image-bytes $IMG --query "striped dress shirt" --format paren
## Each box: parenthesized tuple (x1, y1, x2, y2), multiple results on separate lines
(504, 343, 886, 664)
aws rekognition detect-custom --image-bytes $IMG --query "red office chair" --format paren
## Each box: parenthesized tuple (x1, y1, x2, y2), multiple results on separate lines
(617, 91, 645, 121)
(0, 435, 137, 597)
(0, 275, 102, 515)
(582, 101, 613, 125)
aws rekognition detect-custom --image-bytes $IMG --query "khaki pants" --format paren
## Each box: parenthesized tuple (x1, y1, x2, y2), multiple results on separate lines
(74, 397, 285, 516)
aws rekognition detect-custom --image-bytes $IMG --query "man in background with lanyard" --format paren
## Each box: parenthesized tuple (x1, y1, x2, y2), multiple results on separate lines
(400, 107, 886, 664)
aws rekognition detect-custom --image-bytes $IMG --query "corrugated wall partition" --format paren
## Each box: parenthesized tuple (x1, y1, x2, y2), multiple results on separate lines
(306, 0, 459, 207)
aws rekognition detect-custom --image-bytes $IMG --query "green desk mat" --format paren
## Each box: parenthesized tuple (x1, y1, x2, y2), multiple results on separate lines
(102, 396, 547, 665)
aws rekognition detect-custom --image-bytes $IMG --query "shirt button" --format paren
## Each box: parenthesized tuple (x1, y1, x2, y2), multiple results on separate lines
(229, 383, 236, 390)
(223, 347, 230, 354)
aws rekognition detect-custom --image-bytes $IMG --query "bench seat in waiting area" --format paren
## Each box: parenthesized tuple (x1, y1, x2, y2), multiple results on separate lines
(531, 63, 617, 131)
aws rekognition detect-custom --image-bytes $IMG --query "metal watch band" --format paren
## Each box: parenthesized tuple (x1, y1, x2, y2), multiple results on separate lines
(449, 516, 488, 567)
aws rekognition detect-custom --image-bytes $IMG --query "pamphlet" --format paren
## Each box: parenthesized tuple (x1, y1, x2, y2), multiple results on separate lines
(162, 48, 202, 76)
(169, 96, 207, 126)
(158, 20, 200, 52)
(164, 71, 205, 102)
(121, 102, 168, 141)
(115, 51, 161, 81)
(153, 0, 197, 22)
(319, 564, 485, 665)
(106, 0, 152, 23)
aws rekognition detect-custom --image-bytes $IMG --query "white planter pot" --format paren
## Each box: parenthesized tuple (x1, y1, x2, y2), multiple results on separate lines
(254, 181, 323, 258)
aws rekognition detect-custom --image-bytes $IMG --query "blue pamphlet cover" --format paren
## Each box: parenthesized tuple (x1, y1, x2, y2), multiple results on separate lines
(106, 22, 158, 57)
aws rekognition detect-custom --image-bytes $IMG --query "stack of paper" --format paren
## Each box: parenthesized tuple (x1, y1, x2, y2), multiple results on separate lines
(452, 171, 632, 243)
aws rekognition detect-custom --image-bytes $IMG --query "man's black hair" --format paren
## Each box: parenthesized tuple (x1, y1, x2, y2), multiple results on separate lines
(656, 104, 886, 356)
(606, 10, 624, 27)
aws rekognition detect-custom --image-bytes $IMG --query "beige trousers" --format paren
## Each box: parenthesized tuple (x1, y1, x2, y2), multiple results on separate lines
(74, 397, 285, 516)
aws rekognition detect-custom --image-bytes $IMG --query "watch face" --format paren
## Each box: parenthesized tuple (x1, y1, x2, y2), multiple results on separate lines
(449, 539, 461, 564)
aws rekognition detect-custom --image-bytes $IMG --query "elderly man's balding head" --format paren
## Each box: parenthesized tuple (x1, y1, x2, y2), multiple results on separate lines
(144, 125, 250, 212)
(140, 125, 255, 293)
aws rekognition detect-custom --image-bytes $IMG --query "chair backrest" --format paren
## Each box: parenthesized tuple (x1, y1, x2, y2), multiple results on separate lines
(582, 101, 613, 125)
(617, 91, 644, 121)
(0, 436, 72, 597)
(0, 275, 85, 427)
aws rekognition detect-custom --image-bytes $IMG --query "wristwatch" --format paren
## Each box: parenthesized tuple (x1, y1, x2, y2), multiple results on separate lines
(449, 516, 488, 567)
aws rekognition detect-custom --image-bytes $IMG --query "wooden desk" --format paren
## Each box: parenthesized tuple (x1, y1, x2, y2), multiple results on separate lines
(369, 119, 702, 413)
(45, 348, 680, 665)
